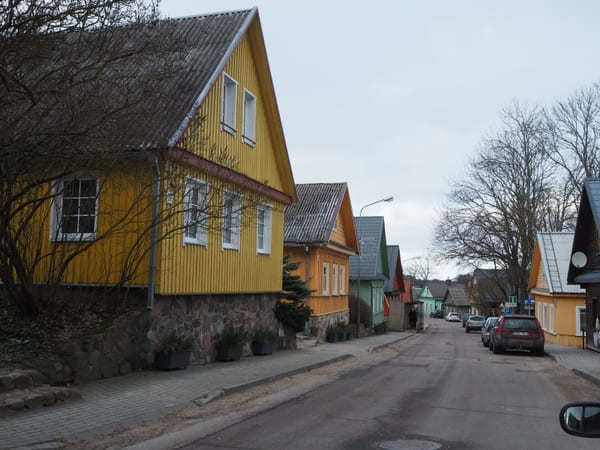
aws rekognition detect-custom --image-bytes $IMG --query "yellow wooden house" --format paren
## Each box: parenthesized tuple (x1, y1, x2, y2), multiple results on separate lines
(283, 183, 359, 337)
(529, 232, 586, 348)
(30, 8, 297, 365)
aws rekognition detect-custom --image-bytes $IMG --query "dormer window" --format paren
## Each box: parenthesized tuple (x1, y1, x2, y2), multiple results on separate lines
(221, 73, 238, 134)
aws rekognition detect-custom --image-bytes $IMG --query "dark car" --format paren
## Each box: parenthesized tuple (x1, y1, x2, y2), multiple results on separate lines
(489, 315, 544, 355)
(430, 310, 444, 319)
(465, 315, 485, 333)
(481, 317, 499, 346)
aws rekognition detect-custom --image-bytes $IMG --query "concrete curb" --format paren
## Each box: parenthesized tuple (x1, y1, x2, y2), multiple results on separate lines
(572, 368, 600, 388)
(222, 354, 354, 397)
(364, 332, 416, 353)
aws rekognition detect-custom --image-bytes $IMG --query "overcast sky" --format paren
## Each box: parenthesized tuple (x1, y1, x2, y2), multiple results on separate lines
(161, 0, 600, 279)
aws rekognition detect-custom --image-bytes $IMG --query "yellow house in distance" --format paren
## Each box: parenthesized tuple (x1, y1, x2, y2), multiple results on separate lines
(23, 8, 297, 373)
(529, 232, 586, 348)
(284, 183, 359, 338)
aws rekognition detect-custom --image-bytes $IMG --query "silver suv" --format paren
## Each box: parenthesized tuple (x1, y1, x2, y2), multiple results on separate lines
(465, 315, 485, 333)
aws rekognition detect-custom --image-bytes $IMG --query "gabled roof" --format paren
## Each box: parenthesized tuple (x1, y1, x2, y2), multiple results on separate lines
(444, 284, 470, 307)
(284, 183, 358, 252)
(532, 232, 584, 294)
(569, 178, 600, 284)
(473, 268, 509, 304)
(384, 245, 405, 293)
(349, 216, 389, 280)
(427, 282, 448, 300)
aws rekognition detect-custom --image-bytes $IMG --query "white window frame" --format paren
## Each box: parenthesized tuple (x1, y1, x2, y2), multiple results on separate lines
(50, 176, 99, 242)
(256, 203, 272, 255)
(340, 265, 346, 294)
(242, 88, 257, 146)
(576, 305, 586, 337)
(221, 73, 238, 134)
(322, 263, 330, 296)
(183, 177, 209, 246)
(332, 264, 338, 295)
(222, 191, 242, 251)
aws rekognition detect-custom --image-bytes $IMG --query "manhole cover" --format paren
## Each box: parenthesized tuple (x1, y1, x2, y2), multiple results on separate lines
(379, 439, 442, 450)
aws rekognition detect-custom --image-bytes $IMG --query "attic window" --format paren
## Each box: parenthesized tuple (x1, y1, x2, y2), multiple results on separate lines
(242, 89, 256, 146)
(221, 73, 238, 134)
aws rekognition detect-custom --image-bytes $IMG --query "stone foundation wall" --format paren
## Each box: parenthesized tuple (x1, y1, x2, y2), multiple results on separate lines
(308, 309, 349, 340)
(14, 290, 282, 384)
(150, 292, 280, 364)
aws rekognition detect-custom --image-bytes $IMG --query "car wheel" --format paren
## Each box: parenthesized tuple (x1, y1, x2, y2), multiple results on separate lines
(535, 346, 544, 357)
(482, 340, 486, 347)
(489, 341, 494, 352)
(465, 327, 469, 333)
(493, 343, 503, 354)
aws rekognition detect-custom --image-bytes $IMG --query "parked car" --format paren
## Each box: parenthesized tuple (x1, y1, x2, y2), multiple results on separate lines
(481, 317, 499, 346)
(430, 310, 444, 319)
(446, 312, 461, 322)
(489, 315, 544, 355)
(465, 315, 485, 333)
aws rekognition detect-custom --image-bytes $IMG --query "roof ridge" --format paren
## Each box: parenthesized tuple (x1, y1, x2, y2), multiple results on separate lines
(166, 7, 255, 22)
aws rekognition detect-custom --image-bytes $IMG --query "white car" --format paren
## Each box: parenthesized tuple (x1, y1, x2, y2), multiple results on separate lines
(446, 312, 461, 322)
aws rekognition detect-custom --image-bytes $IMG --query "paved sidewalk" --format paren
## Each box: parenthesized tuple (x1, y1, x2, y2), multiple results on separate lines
(0, 331, 413, 449)
(545, 343, 600, 386)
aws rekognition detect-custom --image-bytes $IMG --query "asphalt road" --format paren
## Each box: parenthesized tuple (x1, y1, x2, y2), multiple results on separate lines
(181, 319, 600, 450)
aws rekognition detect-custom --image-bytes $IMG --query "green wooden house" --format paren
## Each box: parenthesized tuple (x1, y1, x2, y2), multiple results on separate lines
(349, 216, 390, 327)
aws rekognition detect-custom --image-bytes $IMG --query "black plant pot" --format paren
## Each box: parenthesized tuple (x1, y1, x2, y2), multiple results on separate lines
(326, 332, 338, 343)
(216, 344, 243, 362)
(251, 341, 274, 356)
(156, 350, 192, 370)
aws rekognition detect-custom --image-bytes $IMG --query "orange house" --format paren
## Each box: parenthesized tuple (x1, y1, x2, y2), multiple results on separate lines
(284, 183, 359, 337)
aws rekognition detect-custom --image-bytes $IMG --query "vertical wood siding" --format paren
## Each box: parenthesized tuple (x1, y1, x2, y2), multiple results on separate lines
(179, 32, 285, 193)
(34, 169, 153, 286)
(156, 32, 289, 295)
(330, 210, 348, 247)
(285, 246, 350, 316)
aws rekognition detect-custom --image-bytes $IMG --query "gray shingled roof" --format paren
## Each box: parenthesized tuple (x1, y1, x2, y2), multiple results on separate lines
(445, 284, 470, 307)
(384, 245, 399, 292)
(427, 282, 448, 300)
(284, 183, 347, 244)
(537, 232, 585, 294)
(349, 217, 388, 280)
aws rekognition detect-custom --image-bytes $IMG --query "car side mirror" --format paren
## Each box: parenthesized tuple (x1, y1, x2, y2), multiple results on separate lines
(560, 403, 600, 438)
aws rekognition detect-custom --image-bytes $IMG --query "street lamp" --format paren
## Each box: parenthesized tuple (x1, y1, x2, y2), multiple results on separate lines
(355, 195, 394, 337)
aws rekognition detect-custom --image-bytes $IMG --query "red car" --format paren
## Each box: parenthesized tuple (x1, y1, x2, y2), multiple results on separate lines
(489, 315, 544, 356)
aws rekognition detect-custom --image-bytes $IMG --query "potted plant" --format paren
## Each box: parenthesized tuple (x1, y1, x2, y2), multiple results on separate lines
(156, 333, 194, 370)
(251, 327, 277, 356)
(326, 324, 338, 343)
(215, 325, 249, 362)
(335, 321, 347, 341)
(344, 323, 354, 341)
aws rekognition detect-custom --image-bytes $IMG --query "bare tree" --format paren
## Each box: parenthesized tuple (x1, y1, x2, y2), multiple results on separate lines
(545, 84, 600, 192)
(434, 104, 562, 305)
(404, 255, 433, 282)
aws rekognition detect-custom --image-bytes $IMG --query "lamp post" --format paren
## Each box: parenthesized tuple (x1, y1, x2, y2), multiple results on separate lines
(355, 195, 394, 337)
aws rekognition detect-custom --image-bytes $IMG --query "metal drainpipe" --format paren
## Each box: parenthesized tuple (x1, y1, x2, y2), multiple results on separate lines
(147, 156, 160, 310)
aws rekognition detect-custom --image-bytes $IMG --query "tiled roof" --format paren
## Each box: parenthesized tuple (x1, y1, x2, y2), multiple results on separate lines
(537, 232, 585, 294)
(349, 216, 388, 280)
(284, 183, 347, 244)
(445, 284, 470, 306)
